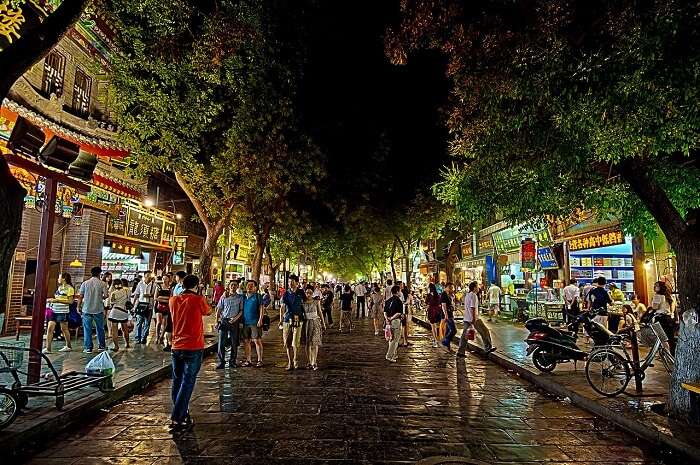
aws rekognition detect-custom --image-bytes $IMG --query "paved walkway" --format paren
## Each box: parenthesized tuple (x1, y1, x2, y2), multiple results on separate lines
(412, 310, 700, 461)
(1, 316, 217, 458)
(16, 312, 681, 464)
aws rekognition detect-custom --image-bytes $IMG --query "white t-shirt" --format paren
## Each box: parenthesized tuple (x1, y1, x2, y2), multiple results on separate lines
(651, 294, 673, 315)
(135, 280, 156, 303)
(563, 284, 579, 304)
(488, 285, 501, 305)
(354, 284, 366, 297)
(464, 291, 479, 323)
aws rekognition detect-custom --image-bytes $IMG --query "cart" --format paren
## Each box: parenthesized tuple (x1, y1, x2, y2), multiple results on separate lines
(0, 342, 112, 430)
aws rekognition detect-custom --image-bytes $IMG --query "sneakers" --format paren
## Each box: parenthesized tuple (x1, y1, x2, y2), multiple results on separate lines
(42, 348, 52, 354)
(58, 346, 72, 352)
(385, 356, 397, 363)
(374, 331, 379, 336)
(432, 340, 438, 348)
(83, 348, 93, 353)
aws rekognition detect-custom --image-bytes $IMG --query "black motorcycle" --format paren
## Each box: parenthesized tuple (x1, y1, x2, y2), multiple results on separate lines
(525, 310, 614, 372)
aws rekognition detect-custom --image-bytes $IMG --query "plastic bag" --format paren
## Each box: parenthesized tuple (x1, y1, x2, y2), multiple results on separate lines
(85, 351, 115, 376)
(384, 324, 392, 341)
(467, 327, 476, 341)
(439, 320, 447, 340)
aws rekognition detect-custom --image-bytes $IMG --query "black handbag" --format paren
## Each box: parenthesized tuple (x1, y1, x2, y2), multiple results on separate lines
(134, 301, 151, 316)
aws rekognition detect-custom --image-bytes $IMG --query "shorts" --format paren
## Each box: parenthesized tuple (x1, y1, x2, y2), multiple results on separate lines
(242, 325, 262, 340)
(108, 317, 128, 323)
(427, 308, 442, 324)
(51, 313, 69, 323)
(282, 322, 303, 348)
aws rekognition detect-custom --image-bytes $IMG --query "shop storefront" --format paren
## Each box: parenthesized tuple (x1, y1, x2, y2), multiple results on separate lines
(103, 203, 176, 280)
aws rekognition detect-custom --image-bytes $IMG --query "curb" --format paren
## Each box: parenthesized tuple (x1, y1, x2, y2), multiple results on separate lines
(5, 339, 218, 462)
(412, 316, 700, 463)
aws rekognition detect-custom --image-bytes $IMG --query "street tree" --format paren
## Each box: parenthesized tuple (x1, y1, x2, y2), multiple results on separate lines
(391, 0, 700, 422)
(0, 0, 89, 310)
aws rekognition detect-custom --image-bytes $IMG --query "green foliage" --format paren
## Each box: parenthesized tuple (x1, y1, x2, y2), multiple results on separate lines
(395, 0, 700, 239)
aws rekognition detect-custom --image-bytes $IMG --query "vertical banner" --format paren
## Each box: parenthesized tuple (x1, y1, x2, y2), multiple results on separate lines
(521, 238, 536, 270)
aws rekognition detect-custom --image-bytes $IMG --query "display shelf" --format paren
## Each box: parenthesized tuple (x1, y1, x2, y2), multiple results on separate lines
(570, 265, 634, 269)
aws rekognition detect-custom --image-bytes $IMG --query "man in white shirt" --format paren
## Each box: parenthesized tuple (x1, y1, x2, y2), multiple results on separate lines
(563, 278, 580, 325)
(487, 282, 501, 322)
(133, 271, 157, 344)
(354, 281, 367, 318)
(457, 281, 495, 356)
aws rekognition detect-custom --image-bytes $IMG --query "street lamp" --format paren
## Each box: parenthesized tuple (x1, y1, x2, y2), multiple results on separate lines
(176, 213, 183, 220)
(144, 198, 155, 207)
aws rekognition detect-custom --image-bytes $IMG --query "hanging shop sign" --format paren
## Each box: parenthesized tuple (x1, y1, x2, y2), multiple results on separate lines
(106, 205, 175, 248)
(186, 234, 204, 255)
(493, 222, 553, 253)
(520, 238, 537, 270)
(460, 241, 473, 258)
(109, 241, 141, 256)
(457, 258, 486, 269)
(477, 236, 494, 255)
(568, 229, 625, 252)
(537, 246, 559, 270)
(172, 236, 187, 265)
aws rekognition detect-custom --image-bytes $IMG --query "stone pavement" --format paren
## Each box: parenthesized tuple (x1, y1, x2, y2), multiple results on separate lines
(0, 315, 217, 458)
(15, 312, 684, 465)
(412, 310, 700, 462)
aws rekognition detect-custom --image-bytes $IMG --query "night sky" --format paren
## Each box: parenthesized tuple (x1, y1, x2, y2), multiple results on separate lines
(297, 1, 450, 214)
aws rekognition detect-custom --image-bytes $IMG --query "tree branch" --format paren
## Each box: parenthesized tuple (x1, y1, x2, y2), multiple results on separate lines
(0, 0, 89, 101)
(174, 171, 213, 233)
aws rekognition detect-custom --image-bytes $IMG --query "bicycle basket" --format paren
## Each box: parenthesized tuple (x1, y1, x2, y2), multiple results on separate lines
(638, 322, 668, 346)
(0, 342, 26, 369)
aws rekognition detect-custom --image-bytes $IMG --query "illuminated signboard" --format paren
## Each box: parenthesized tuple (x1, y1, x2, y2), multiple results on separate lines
(568, 229, 625, 252)
(537, 246, 559, 270)
(106, 205, 175, 248)
(172, 236, 186, 265)
(521, 238, 537, 270)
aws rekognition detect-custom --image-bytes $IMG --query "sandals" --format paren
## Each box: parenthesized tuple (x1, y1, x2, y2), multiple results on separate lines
(285, 364, 293, 371)
(256, 361, 264, 368)
(242, 360, 252, 367)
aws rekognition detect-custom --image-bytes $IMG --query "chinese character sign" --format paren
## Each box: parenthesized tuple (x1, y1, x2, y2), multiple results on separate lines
(521, 238, 537, 270)
(568, 229, 625, 252)
(172, 236, 186, 265)
(537, 246, 558, 269)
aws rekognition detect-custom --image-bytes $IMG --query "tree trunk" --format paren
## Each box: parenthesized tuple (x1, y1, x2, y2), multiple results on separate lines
(0, 157, 27, 311)
(619, 159, 700, 424)
(403, 255, 411, 290)
(445, 237, 462, 283)
(390, 239, 397, 282)
(0, 0, 88, 101)
(251, 240, 265, 283)
(200, 233, 217, 285)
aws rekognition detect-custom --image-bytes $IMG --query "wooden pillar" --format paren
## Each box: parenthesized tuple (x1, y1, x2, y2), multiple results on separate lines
(28, 177, 58, 384)
(632, 236, 649, 305)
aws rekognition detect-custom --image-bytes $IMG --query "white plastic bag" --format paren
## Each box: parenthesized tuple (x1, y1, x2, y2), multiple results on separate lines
(85, 351, 115, 376)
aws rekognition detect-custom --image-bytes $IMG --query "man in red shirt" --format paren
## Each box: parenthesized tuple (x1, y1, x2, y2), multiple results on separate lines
(168, 275, 211, 431)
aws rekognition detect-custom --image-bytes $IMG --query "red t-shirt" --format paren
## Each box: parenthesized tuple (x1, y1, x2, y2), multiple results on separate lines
(169, 292, 210, 350)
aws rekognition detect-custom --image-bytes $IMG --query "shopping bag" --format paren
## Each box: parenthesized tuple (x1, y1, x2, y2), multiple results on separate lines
(45, 306, 54, 321)
(384, 324, 392, 341)
(467, 327, 476, 341)
(439, 320, 447, 340)
(67, 303, 82, 329)
(85, 351, 116, 376)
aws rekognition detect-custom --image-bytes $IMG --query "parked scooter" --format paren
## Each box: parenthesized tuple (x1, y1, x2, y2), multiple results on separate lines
(525, 310, 613, 372)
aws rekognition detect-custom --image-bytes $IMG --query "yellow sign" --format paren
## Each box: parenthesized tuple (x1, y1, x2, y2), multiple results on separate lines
(568, 230, 625, 252)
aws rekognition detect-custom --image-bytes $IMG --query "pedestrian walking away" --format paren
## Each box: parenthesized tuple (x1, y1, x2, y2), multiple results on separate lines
(321, 284, 334, 327)
(563, 278, 580, 325)
(440, 282, 457, 351)
(338, 284, 354, 332)
(281, 274, 305, 370)
(108, 278, 132, 352)
(354, 281, 366, 318)
(457, 281, 496, 356)
(155, 274, 174, 351)
(168, 274, 211, 432)
(215, 281, 243, 369)
(133, 271, 157, 344)
(384, 285, 403, 362)
(487, 281, 501, 322)
(77, 266, 108, 353)
(242, 280, 265, 367)
(370, 283, 384, 336)
(425, 283, 442, 348)
(303, 285, 326, 370)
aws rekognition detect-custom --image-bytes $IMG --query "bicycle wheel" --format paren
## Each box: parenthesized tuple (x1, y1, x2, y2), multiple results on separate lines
(659, 349, 675, 374)
(0, 388, 19, 430)
(586, 349, 631, 397)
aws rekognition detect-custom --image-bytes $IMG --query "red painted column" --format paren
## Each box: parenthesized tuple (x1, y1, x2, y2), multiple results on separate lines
(28, 176, 58, 384)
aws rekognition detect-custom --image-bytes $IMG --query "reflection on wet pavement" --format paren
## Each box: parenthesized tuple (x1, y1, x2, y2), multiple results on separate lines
(18, 311, 683, 465)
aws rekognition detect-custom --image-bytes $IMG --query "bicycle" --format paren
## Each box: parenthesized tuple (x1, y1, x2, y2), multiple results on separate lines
(585, 315, 674, 397)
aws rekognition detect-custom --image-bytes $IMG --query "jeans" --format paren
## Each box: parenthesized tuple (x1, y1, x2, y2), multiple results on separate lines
(217, 324, 240, 365)
(457, 319, 493, 354)
(82, 312, 106, 350)
(386, 318, 401, 360)
(134, 311, 152, 343)
(442, 317, 456, 347)
(322, 306, 333, 325)
(171, 349, 203, 423)
(356, 296, 366, 318)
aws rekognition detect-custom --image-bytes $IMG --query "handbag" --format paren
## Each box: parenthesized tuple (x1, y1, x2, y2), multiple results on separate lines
(134, 301, 151, 316)
(68, 304, 82, 329)
(467, 327, 476, 341)
(384, 324, 392, 341)
(45, 306, 54, 321)
(439, 319, 447, 340)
